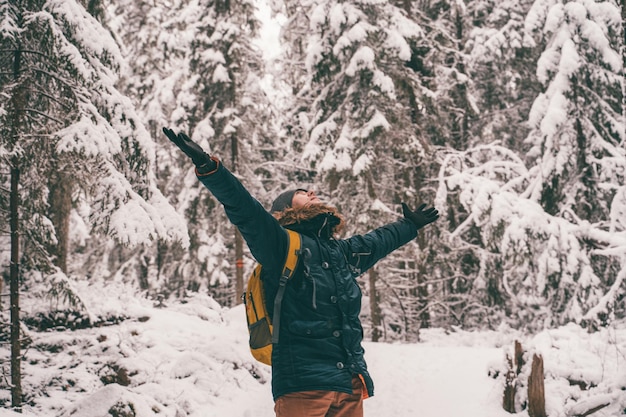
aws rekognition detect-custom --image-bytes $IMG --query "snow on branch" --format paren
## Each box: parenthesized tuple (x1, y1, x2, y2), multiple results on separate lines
(582, 261, 626, 323)
(90, 165, 189, 247)
(436, 142, 626, 324)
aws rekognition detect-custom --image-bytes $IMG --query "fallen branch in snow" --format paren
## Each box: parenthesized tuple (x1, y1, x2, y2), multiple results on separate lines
(573, 402, 610, 417)
(566, 393, 612, 417)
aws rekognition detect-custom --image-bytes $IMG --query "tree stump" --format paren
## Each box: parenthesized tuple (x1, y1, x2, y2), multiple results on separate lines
(503, 340, 524, 412)
(528, 354, 546, 417)
(503, 365, 517, 412)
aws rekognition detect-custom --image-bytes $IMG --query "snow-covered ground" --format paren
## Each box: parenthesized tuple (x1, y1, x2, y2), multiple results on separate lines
(364, 341, 508, 417)
(1, 281, 624, 417)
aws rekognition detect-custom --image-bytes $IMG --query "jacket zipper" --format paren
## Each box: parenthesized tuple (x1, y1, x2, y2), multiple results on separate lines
(301, 247, 317, 310)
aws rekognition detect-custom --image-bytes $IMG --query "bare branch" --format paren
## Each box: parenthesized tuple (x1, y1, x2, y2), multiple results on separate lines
(21, 107, 64, 124)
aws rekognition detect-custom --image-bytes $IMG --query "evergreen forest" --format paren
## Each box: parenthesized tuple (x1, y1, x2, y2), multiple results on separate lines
(1, 0, 624, 345)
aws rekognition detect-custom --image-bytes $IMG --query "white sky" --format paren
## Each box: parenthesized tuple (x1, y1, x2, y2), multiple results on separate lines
(253, 0, 286, 62)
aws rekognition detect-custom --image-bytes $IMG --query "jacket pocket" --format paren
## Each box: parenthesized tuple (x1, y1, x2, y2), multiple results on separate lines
(249, 317, 272, 349)
(288, 320, 335, 338)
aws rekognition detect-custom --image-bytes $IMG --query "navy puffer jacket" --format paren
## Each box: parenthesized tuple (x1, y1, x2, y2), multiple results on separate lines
(197, 160, 418, 400)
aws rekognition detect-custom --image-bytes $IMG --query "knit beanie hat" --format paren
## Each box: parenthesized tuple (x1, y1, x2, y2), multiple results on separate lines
(271, 188, 307, 213)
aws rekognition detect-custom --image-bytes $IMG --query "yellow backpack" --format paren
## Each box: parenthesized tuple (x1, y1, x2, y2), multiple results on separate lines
(242, 229, 301, 365)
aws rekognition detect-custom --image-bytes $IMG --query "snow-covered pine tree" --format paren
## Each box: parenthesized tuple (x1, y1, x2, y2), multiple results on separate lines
(0, 0, 188, 303)
(394, 0, 489, 332)
(180, 0, 282, 305)
(466, 0, 540, 149)
(104, 0, 205, 297)
(110, 0, 283, 304)
(523, 0, 625, 327)
(424, 0, 543, 329)
(436, 0, 625, 330)
(276, 0, 474, 340)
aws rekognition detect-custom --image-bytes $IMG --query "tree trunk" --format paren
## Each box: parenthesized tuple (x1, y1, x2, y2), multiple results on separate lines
(9, 46, 24, 412)
(528, 354, 546, 417)
(235, 229, 244, 305)
(369, 268, 382, 342)
(10, 164, 22, 410)
(622, 4, 626, 122)
(415, 261, 430, 328)
(230, 132, 244, 306)
(48, 172, 73, 273)
(514, 340, 524, 373)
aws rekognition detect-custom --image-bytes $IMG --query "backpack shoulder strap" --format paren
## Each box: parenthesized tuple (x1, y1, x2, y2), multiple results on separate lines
(271, 229, 302, 344)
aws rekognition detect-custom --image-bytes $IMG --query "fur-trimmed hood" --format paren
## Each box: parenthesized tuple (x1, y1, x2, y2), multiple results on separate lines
(273, 203, 345, 239)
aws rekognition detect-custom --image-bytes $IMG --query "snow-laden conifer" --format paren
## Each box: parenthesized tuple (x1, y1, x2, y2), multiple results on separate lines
(437, 0, 625, 329)
(0, 0, 187, 291)
(109, 0, 282, 302)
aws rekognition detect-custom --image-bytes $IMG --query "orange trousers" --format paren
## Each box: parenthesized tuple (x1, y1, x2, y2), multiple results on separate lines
(274, 377, 364, 417)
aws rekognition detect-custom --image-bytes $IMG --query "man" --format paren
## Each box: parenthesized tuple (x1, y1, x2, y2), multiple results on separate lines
(163, 128, 439, 417)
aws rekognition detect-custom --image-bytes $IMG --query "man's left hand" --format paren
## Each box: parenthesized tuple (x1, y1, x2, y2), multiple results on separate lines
(402, 202, 440, 229)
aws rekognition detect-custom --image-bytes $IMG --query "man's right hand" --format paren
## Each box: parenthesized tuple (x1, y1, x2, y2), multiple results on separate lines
(163, 127, 212, 167)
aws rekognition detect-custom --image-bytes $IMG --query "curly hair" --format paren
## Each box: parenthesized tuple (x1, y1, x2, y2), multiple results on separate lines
(272, 203, 346, 237)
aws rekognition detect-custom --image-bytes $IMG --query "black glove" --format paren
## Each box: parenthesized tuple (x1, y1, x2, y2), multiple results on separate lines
(163, 127, 213, 168)
(402, 202, 440, 229)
